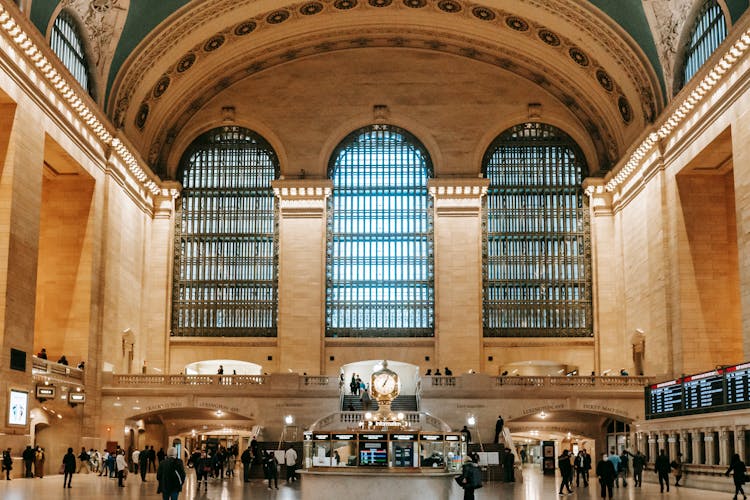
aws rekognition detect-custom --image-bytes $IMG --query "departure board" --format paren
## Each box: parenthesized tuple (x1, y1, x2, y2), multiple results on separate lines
(683, 370, 724, 411)
(647, 379, 683, 417)
(726, 362, 750, 406)
(645, 362, 750, 419)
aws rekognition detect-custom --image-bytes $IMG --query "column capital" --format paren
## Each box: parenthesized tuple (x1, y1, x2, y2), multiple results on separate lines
(272, 179, 333, 200)
(428, 178, 489, 199)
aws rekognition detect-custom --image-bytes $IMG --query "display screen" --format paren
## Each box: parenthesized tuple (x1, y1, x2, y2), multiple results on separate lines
(683, 370, 724, 410)
(645, 362, 750, 419)
(359, 441, 387, 466)
(726, 362, 750, 405)
(8, 390, 28, 426)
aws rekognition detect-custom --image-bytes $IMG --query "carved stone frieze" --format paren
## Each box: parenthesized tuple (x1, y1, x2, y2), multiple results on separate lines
(642, 0, 695, 97)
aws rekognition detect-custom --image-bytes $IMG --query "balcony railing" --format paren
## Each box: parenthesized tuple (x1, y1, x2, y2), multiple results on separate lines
(113, 374, 267, 386)
(310, 411, 450, 431)
(32, 355, 84, 382)
(495, 375, 652, 387)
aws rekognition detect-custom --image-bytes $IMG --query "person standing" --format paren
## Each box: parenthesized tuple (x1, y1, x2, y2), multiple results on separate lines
(582, 449, 592, 486)
(157, 446, 186, 500)
(115, 449, 128, 487)
(132, 448, 140, 476)
(226, 448, 236, 478)
(655, 449, 671, 493)
(77, 447, 90, 474)
(574, 450, 588, 487)
(22, 445, 34, 478)
(596, 453, 615, 500)
(631, 450, 645, 487)
(726, 453, 747, 500)
(196, 450, 211, 491)
(62, 448, 76, 488)
(241, 446, 252, 482)
(139, 446, 149, 481)
(671, 452, 683, 487)
(37, 348, 47, 359)
(459, 454, 481, 500)
(34, 447, 45, 478)
(284, 445, 297, 482)
(157, 447, 166, 465)
(494, 415, 504, 444)
(461, 425, 472, 444)
(264, 450, 279, 490)
(503, 448, 515, 482)
(558, 449, 573, 495)
(2, 448, 12, 480)
(149, 445, 157, 472)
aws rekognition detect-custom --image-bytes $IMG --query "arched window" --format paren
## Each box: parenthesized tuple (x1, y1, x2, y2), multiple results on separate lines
(50, 10, 94, 97)
(482, 123, 592, 337)
(327, 124, 434, 337)
(682, 0, 727, 85)
(172, 126, 279, 337)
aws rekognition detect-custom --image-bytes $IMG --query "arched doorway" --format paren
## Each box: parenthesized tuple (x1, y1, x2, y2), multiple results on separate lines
(340, 360, 419, 395)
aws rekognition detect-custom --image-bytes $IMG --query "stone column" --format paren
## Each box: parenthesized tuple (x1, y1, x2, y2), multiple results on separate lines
(428, 179, 489, 374)
(704, 431, 716, 465)
(667, 433, 678, 459)
(273, 180, 332, 374)
(648, 433, 657, 462)
(719, 428, 730, 466)
(691, 430, 703, 464)
(636, 432, 645, 454)
(679, 431, 689, 461)
(737, 428, 746, 462)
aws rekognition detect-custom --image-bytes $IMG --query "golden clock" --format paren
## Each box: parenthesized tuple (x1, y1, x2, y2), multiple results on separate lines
(370, 361, 400, 402)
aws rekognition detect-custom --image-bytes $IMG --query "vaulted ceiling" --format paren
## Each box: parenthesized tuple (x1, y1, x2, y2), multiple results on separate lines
(23, 0, 750, 178)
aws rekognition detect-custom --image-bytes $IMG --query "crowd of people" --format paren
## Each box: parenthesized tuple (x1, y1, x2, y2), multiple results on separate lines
(35, 347, 85, 370)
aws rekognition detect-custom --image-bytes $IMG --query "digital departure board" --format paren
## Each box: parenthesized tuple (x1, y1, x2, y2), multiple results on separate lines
(726, 362, 750, 405)
(683, 370, 724, 411)
(645, 361, 750, 419)
(647, 379, 683, 418)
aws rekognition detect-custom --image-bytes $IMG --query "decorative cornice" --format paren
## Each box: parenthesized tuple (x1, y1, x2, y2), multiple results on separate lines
(428, 178, 489, 199)
(585, 26, 750, 198)
(272, 179, 333, 199)
(0, 4, 165, 201)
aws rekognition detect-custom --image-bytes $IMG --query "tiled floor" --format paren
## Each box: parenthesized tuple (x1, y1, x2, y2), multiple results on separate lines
(0, 466, 737, 499)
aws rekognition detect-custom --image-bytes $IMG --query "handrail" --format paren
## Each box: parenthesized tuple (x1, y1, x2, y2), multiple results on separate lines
(309, 411, 450, 431)
(113, 374, 267, 386)
(31, 355, 84, 381)
(495, 375, 652, 388)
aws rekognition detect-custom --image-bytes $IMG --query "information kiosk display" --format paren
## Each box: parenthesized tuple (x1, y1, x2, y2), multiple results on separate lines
(331, 433, 357, 466)
(390, 432, 418, 467)
(726, 362, 750, 406)
(309, 433, 332, 467)
(683, 370, 724, 411)
(359, 433, 388, 466)
(420, 433, 445, 468)
(444, 434, 463, 472)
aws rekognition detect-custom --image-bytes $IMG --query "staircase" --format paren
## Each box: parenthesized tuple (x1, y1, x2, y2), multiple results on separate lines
(341, 395, 418, 412)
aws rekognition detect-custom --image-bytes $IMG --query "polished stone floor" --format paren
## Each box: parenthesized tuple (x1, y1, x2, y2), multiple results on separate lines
(0, 465, 737, 499)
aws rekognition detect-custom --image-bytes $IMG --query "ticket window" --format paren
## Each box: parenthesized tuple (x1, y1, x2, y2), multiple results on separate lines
(359, 440, 388, 466)
(311, 434, 332, 467)
(390, 433, 418, 468)
(420, 434, 446, 468)
(445, 434, 463, 472)
(331, 440, 357, 466)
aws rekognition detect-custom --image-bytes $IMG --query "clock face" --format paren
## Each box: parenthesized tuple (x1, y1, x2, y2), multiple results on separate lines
(373, 373, 397, 395)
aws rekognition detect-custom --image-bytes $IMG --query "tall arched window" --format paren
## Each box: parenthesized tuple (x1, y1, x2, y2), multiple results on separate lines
(482, 123, 592, 337)
(327, 124, 434, 337)
(50, 10, 94, 97)
(172, 126, 279, 337)
(682, 0, 727, 85)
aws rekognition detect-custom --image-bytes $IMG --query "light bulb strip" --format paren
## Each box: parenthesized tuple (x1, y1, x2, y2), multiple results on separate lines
(0, 4, 172, 199)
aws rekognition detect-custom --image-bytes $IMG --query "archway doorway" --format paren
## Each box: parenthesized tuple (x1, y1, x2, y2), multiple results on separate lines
(340, 360, 419, 395)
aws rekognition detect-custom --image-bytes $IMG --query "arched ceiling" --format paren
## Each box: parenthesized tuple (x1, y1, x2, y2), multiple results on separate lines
(23, 0, 748, 177)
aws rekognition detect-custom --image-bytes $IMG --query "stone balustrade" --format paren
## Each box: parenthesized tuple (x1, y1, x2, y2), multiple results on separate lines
(311, 411, 447, 431)
(31, 355, 84, 385)
(423, 374, 651, 391)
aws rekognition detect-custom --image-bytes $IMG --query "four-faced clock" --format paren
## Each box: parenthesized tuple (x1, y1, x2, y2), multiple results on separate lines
(370, 361, 400, 402)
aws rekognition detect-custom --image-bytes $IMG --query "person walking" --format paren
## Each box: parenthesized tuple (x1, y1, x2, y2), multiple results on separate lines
(77, 447, 90, 474)
(631, 449, 646, 487)
(671, 452, 683, 487)
(458, 454, 482, 500)
(2, 448, 12, 480)
(494, 415, 504, 444)
(582, 449, 592, 486)
(196, 450, 211, 491)
(264, 450, 278, 490)
(503, 448, 515, 482)
(618, 449, 629, 487)
(132, 448, 140, 476)
(284, 445, 297, 482)
(241, 446, 252, 482)
(115, 449, 128, 487)
(157, 446, 186, 500)
(62, 448, 76, 488)
(157, 447, 166, 465)
(596, 453, 615, 500)
(607, 448, 621, 487)
(22, 445, 34, 478)
(574, 450, 588, 487)
(655, 449, 671, 493)
(34, 447, 45, 478)
(726, 453, 747, 500)
(139, 446, 149, 481)
(558, 449, 573, 495)
(149, 446, 157, 472)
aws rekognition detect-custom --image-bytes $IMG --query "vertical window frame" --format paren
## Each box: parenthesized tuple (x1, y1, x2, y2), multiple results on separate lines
(682, 0, 728, 86)
(50, 10, 94, 98)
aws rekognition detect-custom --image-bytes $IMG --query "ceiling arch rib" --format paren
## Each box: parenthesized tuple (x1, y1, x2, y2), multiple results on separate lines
(108, 0, 663, 178)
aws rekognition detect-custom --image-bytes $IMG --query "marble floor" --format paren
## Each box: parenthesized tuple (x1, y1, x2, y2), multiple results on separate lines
(0, 466, 738, 499)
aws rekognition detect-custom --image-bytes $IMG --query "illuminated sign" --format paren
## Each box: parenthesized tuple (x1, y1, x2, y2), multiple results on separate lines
(8, 389, 28, 426)
(69, 393, 86, 403)
(36, 386, 56, 398)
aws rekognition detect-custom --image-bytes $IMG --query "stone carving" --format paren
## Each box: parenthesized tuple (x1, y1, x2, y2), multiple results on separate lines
(60, 0, 131, 98)
(642, 0, 695, 97)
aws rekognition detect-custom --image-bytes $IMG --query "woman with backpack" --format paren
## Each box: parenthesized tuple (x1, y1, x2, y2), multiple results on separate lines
(196, 450, 211, 492)
(458, 454, 482, 500)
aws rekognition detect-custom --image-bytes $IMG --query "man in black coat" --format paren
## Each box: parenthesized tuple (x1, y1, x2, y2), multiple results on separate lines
(631, 450, 646, 487)
(139, 446, 149, 481)
(157, 447, 186, 500)
(654, 449, 671, 493)
(494, 416, 504, 444)
(503, 448, 515, 482)
(241, 446, 252, 482)
(558, 449, 573, 495)
(22, 446, 34, 478)
(596, 453, 616, 499)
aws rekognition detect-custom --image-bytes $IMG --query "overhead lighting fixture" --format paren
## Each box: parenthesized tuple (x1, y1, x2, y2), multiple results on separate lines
(539, 411, 547, 419)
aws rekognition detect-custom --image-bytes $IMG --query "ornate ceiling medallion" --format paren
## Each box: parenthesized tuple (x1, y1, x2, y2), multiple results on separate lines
(369, 0, 392, 7)
(300, 2, 324, 15)
(334, 0, 358, 9)
(404, 0, 427, 8)
(596, 69, 613, 92)
(135, 103, 149, 130)
(618, 96, 632, 124)
(153, 76, 170, 99)
(568, 47, 589, 67)
(234, 20, 257, 36)
(506, 16, 529, 32)
(267, 10, 291, 23)
(437, 0, 461, 13)
(176, 53, 197, 73)
(203, 35, 226, 52)
(471, 6, 495, 21)
(538, 29, 560, 46)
